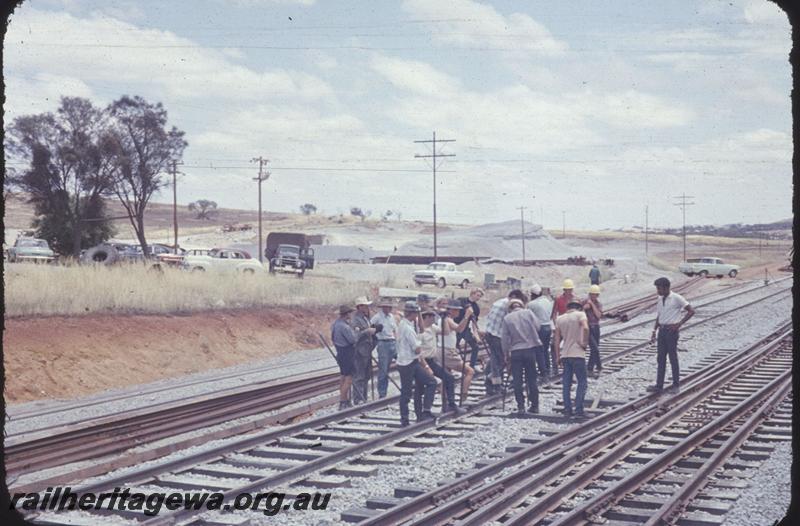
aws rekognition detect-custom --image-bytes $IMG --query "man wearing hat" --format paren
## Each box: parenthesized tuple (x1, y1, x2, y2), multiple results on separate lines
(554, 299, 590, 418)
(396, 301, 437, 426)
(501, 298, 542, 414)
(371, 299, 399, 398)
(352, 296, 378, 404)
(484, 289, 528, 395)
(583, 285, 604, 377)
(550, 278, 576, 376)
(527, 284, 554, 380)
(331, 304, 358, 410)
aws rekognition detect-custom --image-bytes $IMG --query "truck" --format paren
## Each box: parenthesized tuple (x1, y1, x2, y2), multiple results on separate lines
(678, 257, 740, 278)
(413, 262, 475, 288)
(265, 232, 315, 277)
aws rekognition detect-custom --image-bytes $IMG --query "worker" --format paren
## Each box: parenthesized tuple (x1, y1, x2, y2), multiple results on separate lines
(583, 285, 604, 377)
(484, 289, 529, 395)
(396, 301, 437, 426)
(501, 299, 542, 414)
(331, 304, 357, 410)
(527, 284, 553, 380)
(648, 277, 696, 394)
(417, 293, 434, 313)
(436, 299, 476, 403)
(351, 296, 377, 404)
(371, 299, 399, 398)
(419, 309, 458, 414)
(589, 263, 601, 285)
(554, 300, 589, 418)
(550, 279, 575, 376)
(455, 287, 485, 369)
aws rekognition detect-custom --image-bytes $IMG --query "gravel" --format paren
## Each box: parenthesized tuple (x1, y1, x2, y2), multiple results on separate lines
(723, 440, 792, 526)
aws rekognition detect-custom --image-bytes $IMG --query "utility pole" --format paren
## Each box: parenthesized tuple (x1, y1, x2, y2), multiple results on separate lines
(251, 157, 271, 263)
(645, 205, 649, 256)
(516, 205, 528, 264)
(170, 160, 182, 254)
(415, 132, 455, 261)
(562, 210, 566, 238)
(673, 193, 695, 262)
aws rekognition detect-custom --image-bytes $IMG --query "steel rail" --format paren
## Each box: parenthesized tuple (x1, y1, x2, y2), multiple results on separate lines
(642, 377, 792, 526)
(359, 324, 791, 526)
(544, 371, 792, 526)
(467, 335, 792, 526)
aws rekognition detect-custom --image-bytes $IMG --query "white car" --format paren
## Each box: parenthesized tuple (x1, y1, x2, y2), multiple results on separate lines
(413, 262, 474, 288)
(678, 257, 740, 278)
(183, 248, 264, 274)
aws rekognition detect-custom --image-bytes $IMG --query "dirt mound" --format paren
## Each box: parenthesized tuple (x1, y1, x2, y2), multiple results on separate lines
(3, 306, 333, 404)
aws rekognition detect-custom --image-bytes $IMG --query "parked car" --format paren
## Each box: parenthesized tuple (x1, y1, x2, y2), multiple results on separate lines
(413, 262, 474, 288)
(7, 238, 57, 263)
(183, 248, 264, 274)
(678, 257, 740, 278)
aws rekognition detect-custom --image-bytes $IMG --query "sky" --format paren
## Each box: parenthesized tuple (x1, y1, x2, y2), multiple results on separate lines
(3, 0, 792, 230)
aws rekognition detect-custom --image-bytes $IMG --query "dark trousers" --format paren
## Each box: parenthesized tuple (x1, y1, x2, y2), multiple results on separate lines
(426, 358, 456, 410)
(458, 332, 481, 367)
(398, 361, 437, 422)
(352, 350, 372, 404)
(587, 325, 602, 371)
(484, 333, 505, 387)
(509, 347, 539, 410)
(656, 328, 680, 388)
(562, 357, 588, 415)
(536, 325, 552, 373)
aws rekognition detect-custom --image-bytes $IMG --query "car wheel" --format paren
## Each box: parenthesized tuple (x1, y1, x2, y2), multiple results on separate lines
(698, 270, 708, 278)
(728, 269, 738, 278)
(437, 277, 446, 288)
(460, 279, 470, 289)
(716, 275, 723, 279)
(414, 281, 423, 287)
(686, 272, 694, 277)
(297, 271, 305, 279)
(192, 266, 205, 272)
(243, 268, 255, 275)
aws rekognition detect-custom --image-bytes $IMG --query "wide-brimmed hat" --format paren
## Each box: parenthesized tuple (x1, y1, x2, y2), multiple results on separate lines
(446, 299, 463, 310)
(354, 296, 372, 306)
(338, 304, 354, 315)
(417, 293, 432, 303)
(378, 299, 394, 308)
(403, 301, 421, 313)
(507, 299, 524, 311)
(421, 309, 437, 317)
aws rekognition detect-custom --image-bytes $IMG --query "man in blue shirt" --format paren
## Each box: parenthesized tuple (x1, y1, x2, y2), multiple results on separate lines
(331, 304, 357, 410)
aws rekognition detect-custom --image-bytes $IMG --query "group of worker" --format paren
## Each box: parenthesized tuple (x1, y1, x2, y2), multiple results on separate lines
(330, 269, 695, 423)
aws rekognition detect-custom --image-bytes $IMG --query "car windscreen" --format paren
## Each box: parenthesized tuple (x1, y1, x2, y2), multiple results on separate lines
(18, 239, 48, 248)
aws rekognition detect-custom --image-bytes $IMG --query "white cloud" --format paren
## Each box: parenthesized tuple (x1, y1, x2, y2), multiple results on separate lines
(742, 0, 787, 24)
(4, 73, 95, 119)
(370, 56, 461, 98)
(400, 0, 566, 55)
(6, 8, 332, 104)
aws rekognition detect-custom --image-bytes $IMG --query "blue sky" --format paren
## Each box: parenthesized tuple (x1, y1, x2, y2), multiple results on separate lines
(4, 0, 792, 229)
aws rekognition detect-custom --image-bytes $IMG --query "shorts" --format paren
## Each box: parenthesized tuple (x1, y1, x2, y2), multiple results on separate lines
(335, 345, 355, 376)
(433, 348, 467, 371)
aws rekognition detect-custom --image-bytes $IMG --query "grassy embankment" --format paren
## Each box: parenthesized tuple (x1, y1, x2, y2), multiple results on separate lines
(4, 264, 369, 317)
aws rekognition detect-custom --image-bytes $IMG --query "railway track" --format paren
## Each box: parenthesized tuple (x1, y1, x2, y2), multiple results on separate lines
(347, 324, 792, 526)
(9, 278, 790, 494)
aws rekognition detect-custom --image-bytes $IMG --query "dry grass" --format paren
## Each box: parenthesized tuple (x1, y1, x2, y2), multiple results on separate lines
(4, 263, 370, 317)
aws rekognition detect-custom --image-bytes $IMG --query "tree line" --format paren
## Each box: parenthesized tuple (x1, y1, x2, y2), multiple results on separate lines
(5, 95, 187, 256)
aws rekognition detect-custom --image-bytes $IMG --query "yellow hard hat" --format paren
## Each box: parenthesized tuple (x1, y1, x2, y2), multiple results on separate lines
(562, 278, 574, 289)
(589, 285, 601, 294)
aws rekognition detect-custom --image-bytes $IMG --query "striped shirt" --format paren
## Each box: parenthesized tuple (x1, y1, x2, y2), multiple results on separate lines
(485, 298, 509, 337)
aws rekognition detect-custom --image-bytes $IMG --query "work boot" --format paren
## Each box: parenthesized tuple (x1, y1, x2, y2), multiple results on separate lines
(420, 411, 436, 421)
(528, 404, 539, 414)
(445, 405, 461, 415)
(646, 385, 662, 393)
(667, 384, 680, 394)
(400, 419, 410, 427)
(338, 401, 351, 410)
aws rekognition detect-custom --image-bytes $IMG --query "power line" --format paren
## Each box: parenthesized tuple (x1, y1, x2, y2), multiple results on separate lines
(415, 131, 455, 261)
(252, 157, 271, 263)
(673, 193, 696, 262)
(516, 205, 528, 264)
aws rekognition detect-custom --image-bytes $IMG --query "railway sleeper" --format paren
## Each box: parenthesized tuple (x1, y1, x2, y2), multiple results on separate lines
(293, 474, 351, 488)
(620, 495, 730, 515)
(225, 454, 298, 471)
(324, 464, 378, 477)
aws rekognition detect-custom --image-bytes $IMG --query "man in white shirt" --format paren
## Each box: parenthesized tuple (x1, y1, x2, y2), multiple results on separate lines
(371, 300, 399, 398)
(647, 277, 696, 394)
(396, 301, 437, 426)
(527, 284, 554, 380)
